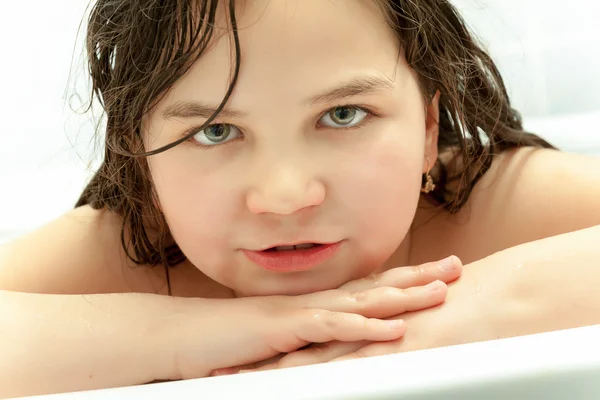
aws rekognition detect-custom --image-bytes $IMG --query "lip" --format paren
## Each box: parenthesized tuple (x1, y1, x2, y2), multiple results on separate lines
(242, 241, 343, 272)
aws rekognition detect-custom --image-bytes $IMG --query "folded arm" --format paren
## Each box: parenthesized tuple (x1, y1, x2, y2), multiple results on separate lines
(426, 224, 600, 350)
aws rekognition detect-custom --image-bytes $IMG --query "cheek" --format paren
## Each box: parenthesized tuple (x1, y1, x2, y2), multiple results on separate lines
(148, 154, 238, 267)
(334, 126, 424, 265)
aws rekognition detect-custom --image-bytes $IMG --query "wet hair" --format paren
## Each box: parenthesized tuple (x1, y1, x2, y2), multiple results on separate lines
(76, 0, 556, 277)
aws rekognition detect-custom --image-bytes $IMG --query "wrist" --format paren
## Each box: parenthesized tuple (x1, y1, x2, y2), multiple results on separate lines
(149, 295, 229, 380)
(443, 251, 545, 347)
(143, 294, 200, 381)
(437, 257, 504, 347)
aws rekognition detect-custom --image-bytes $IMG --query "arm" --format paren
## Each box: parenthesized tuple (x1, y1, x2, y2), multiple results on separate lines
(345, 224, 600, 355)
(1, 282, 462, 399)
(1, 287, 432, 399)
(439, 149, 600, 344)
(438, 224, 600, 347)
(0, 291, 176, 398)
(1, 245, 454, 398)
(0, 207, 178, 397)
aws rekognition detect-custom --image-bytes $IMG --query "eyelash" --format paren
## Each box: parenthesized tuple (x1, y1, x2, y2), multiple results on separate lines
(182, 104, 378, 149)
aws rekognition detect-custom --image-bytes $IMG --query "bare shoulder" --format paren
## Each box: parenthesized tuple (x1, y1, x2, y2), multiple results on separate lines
(411, 147, 600, 264)
(471, 147, 600, 242)
(0, 206, 170, 295)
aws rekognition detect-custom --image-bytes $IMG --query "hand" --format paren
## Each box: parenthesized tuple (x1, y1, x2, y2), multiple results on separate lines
(210, 255, 462, 375)
(232, 329, 412, 374)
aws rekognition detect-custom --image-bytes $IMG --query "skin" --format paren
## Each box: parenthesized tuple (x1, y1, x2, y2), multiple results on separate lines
(143, 0, 439, 297)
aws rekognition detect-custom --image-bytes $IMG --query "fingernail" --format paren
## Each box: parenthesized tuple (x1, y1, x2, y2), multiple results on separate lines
(438, 256, 456, 272)
(425, 280, 444, 292)
(238, 369, 252, 374)
(386, 319, 405, 329)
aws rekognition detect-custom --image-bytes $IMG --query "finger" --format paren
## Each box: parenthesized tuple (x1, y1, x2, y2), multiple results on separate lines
(347, 282, 449, 318)
(241, 341, 368, 373)
(339, 255, 462, 292)
(329, 340, 403, 363)
(211, 354, 284, 376)
(289, 309, 408, 344)
(292, 280, 448, 319)
(211, 367, 240, 376)
(230, 339, 397, 376)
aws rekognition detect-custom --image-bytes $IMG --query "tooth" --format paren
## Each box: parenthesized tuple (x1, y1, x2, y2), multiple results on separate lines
(295, 243, 316, 249)
(274, 245, 296, 251)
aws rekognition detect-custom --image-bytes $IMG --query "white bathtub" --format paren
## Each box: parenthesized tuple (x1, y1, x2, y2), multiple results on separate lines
(19, 324, 600, 399)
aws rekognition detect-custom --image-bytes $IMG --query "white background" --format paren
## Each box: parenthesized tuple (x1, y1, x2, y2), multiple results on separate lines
(1, 0, 599, 241)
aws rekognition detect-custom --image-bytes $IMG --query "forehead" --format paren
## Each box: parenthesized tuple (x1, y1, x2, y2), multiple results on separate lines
(154, 0, 403, 112)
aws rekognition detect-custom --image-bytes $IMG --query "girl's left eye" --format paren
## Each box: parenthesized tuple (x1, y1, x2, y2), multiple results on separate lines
(318, 106, 369, 128)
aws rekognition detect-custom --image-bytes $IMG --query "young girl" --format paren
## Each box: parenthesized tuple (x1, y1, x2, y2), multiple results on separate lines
(1, 0, 600, 397)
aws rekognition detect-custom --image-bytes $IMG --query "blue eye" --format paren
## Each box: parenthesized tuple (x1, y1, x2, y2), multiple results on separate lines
(192, 124, 242, 146)
(319, 106, 369, 128)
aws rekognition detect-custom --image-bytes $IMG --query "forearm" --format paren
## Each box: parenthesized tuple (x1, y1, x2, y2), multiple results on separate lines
(0, 290, 179, 398)
(446, 224, 600, 345)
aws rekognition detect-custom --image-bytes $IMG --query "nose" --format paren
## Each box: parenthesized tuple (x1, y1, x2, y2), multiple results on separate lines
(246, 161, 326, 215)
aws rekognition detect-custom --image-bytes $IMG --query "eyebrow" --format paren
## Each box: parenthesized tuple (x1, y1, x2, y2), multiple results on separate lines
(161, 75, 395, 120)
(307, 75, 395, 105)
(162, 101, 246, 120)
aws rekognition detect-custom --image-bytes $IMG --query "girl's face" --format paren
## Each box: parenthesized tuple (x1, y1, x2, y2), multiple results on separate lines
(144, 0, 439, 296)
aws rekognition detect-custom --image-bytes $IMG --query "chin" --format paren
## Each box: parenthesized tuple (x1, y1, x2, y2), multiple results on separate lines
(234, 275, 346, 297)
(233, 284, 325, 297)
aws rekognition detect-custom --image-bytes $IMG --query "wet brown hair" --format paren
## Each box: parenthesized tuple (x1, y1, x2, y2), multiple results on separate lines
(76, 0, 556, 278)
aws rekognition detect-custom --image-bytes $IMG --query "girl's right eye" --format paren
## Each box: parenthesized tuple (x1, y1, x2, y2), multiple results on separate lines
(191, 124, 242, 147)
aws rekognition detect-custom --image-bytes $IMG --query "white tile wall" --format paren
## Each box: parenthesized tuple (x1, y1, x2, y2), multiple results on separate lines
(1, 1, 599, 242)
(454, 0, 600, 117)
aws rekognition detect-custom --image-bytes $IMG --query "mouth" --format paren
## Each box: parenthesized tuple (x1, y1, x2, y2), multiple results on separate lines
(263, 243, 323, 252)
(243, 241, 342, 272)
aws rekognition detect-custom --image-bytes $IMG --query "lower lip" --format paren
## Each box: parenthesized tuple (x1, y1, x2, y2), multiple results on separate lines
(243, 242, 342, 272)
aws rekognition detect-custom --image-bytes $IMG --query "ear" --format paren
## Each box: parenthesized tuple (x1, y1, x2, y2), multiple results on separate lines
(423, 90, 441, 173)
